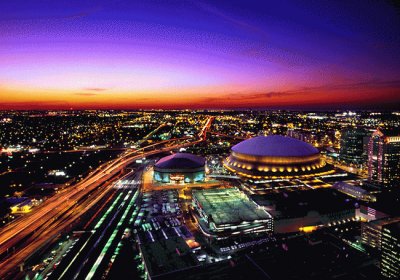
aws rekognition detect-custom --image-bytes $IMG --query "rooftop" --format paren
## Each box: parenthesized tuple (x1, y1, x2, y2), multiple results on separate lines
(231, 135, 319, 157)
(252, 188, 356, 219)
(384, 221, 400, 235)
(155, 153, 205, 170)
(139, 236, 198, 277)
(378, 127, 400, 137)
(367, 217, 400, 228)
(193, 188, 271, 225)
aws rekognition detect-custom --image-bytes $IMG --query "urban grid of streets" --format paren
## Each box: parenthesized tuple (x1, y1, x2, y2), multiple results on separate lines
(0, 117, 213, 279)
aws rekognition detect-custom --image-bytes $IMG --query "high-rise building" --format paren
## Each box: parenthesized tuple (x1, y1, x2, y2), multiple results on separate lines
(361, 217, 400, 250)
(368, 128, 400, 187)
(339, 127, 369, 166)
(381, 221, 400, 278)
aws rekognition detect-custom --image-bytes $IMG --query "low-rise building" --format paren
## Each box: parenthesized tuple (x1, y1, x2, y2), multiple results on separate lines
(7, 197, 32, 214)
(333, 181, 376, 202)
(192, 188, 273, 239)
(252, 188, 357, 233)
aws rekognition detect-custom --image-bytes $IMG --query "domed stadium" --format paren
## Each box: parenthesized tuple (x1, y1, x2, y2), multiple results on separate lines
(153, 153, 206, 183)
(223, 135, 333, 180)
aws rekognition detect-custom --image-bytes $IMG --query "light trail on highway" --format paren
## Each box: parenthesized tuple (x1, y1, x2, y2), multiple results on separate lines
(0, 116, 213, 279)
(48, 168, 142, 280)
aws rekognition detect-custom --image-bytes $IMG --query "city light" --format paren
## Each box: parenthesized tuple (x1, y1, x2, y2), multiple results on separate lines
(0, 1, 399, 280)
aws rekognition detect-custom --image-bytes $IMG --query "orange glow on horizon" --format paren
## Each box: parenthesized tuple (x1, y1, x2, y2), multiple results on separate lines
(1, 83, 399, 110)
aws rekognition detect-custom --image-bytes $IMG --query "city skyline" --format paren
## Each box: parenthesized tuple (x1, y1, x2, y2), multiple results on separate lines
(1, 110, 399, 279)
(1, 2, 400, 279)
(1, 0, 400, 110)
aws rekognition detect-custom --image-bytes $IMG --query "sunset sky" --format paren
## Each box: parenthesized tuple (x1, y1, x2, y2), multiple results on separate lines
(1, 0, 400, 109)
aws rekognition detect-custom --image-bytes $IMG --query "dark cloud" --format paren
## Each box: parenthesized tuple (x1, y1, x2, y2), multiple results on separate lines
(197, 79, 400, 107)
(294, 79, 400, 92)
(74, 92, 98, 96)
(200, 90, 296, 104)
(74, 87, 108, 96)
(83, 88, 107, 92)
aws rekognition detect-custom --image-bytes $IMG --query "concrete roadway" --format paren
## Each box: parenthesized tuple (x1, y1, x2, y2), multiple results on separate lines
(0, 116, 213, 279)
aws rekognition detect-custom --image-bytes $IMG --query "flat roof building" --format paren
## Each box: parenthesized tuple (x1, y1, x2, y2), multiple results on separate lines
(192, 188, 273, 239)
(333, 181, 377, 202)
(6, 197, 32, 214)
(252, 188, 356, 233)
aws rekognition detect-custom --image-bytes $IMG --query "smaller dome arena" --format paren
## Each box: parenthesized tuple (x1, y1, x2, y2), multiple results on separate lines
(153, 153, 206, 183)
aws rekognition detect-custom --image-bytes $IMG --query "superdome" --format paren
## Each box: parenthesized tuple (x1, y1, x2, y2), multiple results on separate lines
(154, 153, 205, 183)
(232, 135, 319, 157)
(224, 135, 333, 180)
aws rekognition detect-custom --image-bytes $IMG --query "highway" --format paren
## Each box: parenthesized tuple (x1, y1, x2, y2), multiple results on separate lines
(47, 171, 142, 280)
(210, 131, 249, 140)
(323, 156, 367, 177)
(0, 116, 213, 279)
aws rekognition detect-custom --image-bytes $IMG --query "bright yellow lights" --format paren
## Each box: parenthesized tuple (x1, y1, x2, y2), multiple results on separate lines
(299, 226, 318, 233)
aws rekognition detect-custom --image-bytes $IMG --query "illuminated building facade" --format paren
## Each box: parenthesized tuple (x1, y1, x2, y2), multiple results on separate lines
(361, 218, 400, 251)
(381, 221, 400, 278)
(153, 153, 205, 183)
(10, 201, 32, 214)
(7, 197, 32, 214)
(333, 182, 376, 202)
(339, 127, 369, 166)
(368, 128, 400, 187)
(224, 135, 334, 180)
(356, 204, 389, 222)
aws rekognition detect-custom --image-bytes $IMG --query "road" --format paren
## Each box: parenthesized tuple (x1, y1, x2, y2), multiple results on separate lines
(323, 156, 367, 177)
(46, 171, 142, 280)
(210, 131, 248, 140)
(0, 116, 213, 279)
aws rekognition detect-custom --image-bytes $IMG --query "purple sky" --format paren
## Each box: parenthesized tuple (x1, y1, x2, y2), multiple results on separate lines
(1, 0, 400, 109)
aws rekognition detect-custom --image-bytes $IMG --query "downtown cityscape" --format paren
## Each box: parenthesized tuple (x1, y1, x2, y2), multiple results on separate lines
(0, 110, 399, 279)
(1, 1, 400, 280)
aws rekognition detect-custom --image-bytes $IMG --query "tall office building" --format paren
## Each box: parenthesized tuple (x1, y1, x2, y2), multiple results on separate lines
(339, 127, 369, 166)
(368, 128, 400, 187)
(381, 221, 400, 278)
(362, 217, 400, 250)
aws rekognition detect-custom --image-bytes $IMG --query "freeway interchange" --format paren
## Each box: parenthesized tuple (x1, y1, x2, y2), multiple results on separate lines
(0, 117, 213, 279)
